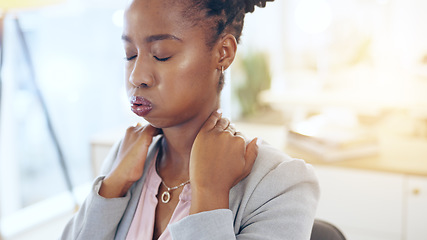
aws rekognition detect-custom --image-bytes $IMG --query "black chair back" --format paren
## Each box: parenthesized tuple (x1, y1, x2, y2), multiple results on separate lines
(310, 219, 346, 240)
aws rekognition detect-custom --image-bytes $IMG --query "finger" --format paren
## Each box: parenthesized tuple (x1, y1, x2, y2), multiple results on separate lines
(129, 122, 149, 133)
(234, 131, 246, 142)
(225, 123, 236, 135)
(201, 109, 223, 131)
(214, 117, 230, 131)
(128, 122, 141, 131)
(243, 138, 259, 174)
(134, 122, 148, 132)
(141, 124, 162, 137)
(132, 125, 162, 147)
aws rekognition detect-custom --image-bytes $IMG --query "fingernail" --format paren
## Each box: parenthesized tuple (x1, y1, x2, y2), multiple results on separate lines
(216, 109, 223, 114)
(136, 122, 142, 127)
(256, 138, 262, 146)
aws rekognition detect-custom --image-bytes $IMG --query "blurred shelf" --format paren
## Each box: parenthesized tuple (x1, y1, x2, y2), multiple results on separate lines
(285, 135, 427, 177)
(235, 122, 427, 177)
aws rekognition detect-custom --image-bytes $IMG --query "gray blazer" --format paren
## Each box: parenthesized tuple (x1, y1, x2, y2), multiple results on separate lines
(61, 136, 319, 240)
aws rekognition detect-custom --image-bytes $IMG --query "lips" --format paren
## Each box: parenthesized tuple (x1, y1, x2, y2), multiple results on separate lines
(130, 96, 153, 117)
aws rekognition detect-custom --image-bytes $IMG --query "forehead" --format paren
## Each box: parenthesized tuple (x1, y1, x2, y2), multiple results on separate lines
(124, 0, 194, 38)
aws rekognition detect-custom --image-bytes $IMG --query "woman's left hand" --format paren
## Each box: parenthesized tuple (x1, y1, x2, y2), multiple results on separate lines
(189, 110, 259, 214)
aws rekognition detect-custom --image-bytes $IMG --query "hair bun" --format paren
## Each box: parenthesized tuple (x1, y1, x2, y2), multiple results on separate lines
(243, 0, 274, 13)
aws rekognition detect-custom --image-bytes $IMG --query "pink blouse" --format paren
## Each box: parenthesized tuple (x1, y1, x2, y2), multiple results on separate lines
(126, 158, 192, 240)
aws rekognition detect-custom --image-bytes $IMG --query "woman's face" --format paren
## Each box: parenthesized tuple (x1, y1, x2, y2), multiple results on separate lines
(123, 0, 220, 128)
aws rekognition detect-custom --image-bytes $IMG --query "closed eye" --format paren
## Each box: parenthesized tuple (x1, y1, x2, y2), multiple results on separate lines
(125, 55, 137, 61)
(154, 56, 171, 62)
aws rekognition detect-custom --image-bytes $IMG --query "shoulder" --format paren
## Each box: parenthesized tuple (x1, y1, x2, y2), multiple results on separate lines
(250, 140, 318, 186)
(230, 139, 319, 209)
(227, 141, 319, 238)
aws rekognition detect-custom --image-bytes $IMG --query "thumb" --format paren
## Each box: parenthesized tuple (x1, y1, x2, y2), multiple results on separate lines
(243, 138, 260, 174)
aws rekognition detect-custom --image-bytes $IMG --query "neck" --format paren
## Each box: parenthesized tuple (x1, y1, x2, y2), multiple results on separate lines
(157, 102, 219, 183)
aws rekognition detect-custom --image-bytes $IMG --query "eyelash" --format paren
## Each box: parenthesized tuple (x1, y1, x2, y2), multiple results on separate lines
(154, 56, 171, 62)
(125, 55, 137, 61)
(124, 55, 171, 62)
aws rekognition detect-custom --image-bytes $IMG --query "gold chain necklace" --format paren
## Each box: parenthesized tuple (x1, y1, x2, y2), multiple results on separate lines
(156, 138, 190, 204)
(160, 179, 190, 203)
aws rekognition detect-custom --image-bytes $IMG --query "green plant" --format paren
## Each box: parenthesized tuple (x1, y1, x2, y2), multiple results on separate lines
(235, 51, 271, 117)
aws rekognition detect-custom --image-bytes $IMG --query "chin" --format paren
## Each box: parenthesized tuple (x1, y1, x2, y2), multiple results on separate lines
(141, 116, 175, 129)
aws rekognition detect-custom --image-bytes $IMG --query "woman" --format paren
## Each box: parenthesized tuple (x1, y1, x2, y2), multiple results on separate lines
(62, 0, 319, 239)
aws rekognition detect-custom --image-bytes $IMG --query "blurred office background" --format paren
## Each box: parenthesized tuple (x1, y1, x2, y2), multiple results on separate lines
(0, 0, 426, 239)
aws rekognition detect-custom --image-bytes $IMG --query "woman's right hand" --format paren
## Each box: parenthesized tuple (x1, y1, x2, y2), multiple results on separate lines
(99, 124, 161, 198)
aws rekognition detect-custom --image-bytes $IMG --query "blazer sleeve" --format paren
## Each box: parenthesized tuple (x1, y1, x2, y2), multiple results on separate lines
(236, 160, 320, 240)
(60, 140, 131, 240)
(168, 155, 320, 240)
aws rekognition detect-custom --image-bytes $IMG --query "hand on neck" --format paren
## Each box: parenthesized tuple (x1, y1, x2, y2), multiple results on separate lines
(157, 104, 220, 183)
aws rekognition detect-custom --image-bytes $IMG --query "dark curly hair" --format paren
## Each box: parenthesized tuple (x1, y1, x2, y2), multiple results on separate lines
(182, 0, 274, 46)
(179, 0, 274, 90)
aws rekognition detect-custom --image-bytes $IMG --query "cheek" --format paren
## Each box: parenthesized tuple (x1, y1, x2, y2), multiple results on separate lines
(167, 64, 214, 103)
(174, 50, 216, 89)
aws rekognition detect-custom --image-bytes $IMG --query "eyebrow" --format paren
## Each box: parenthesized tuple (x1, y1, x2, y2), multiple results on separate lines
(121, 34, 182, 43)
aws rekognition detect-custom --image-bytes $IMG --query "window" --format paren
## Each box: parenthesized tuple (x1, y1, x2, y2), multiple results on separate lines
(0, 1, 131, 237)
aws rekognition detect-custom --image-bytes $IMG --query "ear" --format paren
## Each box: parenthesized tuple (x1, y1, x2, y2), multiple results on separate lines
(215, 34, 238, 71)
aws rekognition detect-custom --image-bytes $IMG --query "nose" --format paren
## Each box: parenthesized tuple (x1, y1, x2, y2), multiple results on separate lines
(128, 56, 154, 88)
